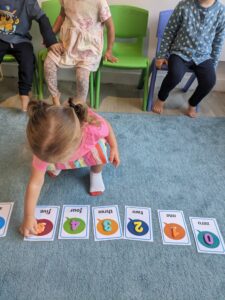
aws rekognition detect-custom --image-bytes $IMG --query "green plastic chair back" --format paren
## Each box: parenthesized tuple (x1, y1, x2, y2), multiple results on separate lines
(41, 0, 61, 26)
(111, 5, 148, 38)
(3, 54, 16, 63)
(104, 5, 149, 58)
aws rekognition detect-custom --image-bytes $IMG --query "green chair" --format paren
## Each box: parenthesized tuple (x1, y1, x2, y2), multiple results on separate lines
(37, 0, 60, 100)
(37, 0, 95, 107)
(2, 54, 38, 96)
(94, 5, 150, 111)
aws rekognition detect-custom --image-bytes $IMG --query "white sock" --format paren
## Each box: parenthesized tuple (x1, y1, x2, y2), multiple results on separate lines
(89, 171, 105, 195)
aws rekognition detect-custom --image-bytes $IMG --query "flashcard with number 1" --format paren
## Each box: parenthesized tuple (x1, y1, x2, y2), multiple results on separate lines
(158, 210, 191, 245)
(189, 217, 225, 254)
(24, 206, 60, 242)
(124, 206, 153, 241)
(92, 205, 123, 241)
(0, 202, 14, 238)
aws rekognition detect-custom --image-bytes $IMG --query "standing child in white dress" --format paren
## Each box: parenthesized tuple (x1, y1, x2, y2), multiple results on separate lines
(44, 0, 117, 105)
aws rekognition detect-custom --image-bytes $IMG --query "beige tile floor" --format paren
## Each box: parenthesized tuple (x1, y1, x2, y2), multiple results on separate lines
(0, 78, 225, 116)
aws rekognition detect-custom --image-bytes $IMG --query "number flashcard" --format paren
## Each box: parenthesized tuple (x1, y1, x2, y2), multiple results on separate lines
(189, 217, 225, 254)
(0, 202, 14, 238)
(24, 206, 60, 242)
(92, 205, 123, 241)
(58, 205, 90, 239)
(158, 210, 191, 246)
(124, 206, 153, 242)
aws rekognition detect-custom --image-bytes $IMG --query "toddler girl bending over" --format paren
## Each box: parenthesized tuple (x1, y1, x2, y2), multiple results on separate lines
(20, 99, 120, 237)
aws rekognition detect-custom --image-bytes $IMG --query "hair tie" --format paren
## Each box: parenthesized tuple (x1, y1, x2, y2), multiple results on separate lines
(68, 98, 81, 115)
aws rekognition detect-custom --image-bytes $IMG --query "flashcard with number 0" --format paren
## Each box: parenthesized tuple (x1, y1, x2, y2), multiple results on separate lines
(0, 202, 14, 238)
(92, 205, 123, 241)
(189, 217, 225, 254)
(158, 210, 191, 245)
(124, 206, 153, 241)
(58, 205, 90, 239)
(24, 206, 60, 242)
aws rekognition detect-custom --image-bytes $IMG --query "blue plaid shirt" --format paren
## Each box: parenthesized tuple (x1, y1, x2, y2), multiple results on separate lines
(157, 0, 225, 66)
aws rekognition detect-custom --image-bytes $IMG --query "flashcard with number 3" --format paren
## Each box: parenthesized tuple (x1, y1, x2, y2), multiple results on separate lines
(92, 205, 123, 241)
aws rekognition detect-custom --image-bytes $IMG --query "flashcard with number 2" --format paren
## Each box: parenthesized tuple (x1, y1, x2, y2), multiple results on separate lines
(124, 206, 153, 242)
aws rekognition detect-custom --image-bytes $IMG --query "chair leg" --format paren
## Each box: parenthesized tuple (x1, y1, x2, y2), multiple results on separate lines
(32, 70, 39, 98)
(89, 72, 94, 108)
(182, 73, 195, 93)
(137, 69, 145, 90)
(142, 65, 150, 111)
(32, 56, 39, 98)
(37, 53, 44, 100)
(146, 63, 157, 111)
(95, 68, 101, 109)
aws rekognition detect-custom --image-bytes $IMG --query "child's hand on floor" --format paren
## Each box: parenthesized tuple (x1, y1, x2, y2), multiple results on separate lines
(104, 50, 118, 63)
(49, 42, 64, 56)
(109, 146, 120, 167)
(156, 58, 168, 69)
(19, 216, 38, 237)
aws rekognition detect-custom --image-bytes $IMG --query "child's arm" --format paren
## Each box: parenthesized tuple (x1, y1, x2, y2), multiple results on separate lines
(104, 17, 118, 63)
(52, 7, 66, 34)
(20, 167, 45, 237)
(27, 0, 63, 55)
(211, 18, 225, 68)
(105, 120, 120, 167)
(156, 2, 184, 69)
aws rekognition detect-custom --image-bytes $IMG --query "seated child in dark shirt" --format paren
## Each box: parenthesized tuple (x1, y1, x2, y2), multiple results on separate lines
(0, 0, 62, 111)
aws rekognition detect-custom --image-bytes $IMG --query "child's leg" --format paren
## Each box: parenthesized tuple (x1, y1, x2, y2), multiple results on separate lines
(187, 59, 216, 118)
(74, 67, 90, 102)
(0, 40, 9, 66)
(89, 164, 105, 196)
(152, 55, 190, 114)
(11, 43, 35, 111)
(44, 55, 61, 106)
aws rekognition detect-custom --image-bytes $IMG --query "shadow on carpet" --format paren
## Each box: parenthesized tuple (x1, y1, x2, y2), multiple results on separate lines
(0, 108, 225, 300)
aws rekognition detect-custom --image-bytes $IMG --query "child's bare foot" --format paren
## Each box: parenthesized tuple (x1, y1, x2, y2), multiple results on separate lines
(186, 105, 197, 118)
(20, 95, 30, 112)
(152, 99, 164, 114)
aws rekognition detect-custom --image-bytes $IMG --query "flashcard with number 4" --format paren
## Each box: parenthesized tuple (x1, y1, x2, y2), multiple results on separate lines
(58, 205, 90, 239)
(189, 217, 225, 255)
(158, 210, 191, 245)
(0, 202, 14, 238)
(24, 206, 60, 242)
(92, 205, 123, 241)
(124, 206, 153, 242)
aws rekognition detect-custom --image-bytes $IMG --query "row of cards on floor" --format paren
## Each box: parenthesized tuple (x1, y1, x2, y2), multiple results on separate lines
(1, 202, 225, 255)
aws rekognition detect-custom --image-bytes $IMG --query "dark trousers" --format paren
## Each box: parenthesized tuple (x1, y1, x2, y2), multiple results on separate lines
(0, 40, 35, 96)
(158, 54, 216, 107)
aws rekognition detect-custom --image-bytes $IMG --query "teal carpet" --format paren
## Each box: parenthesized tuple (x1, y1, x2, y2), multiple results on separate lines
(0, 108, 225, 300)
